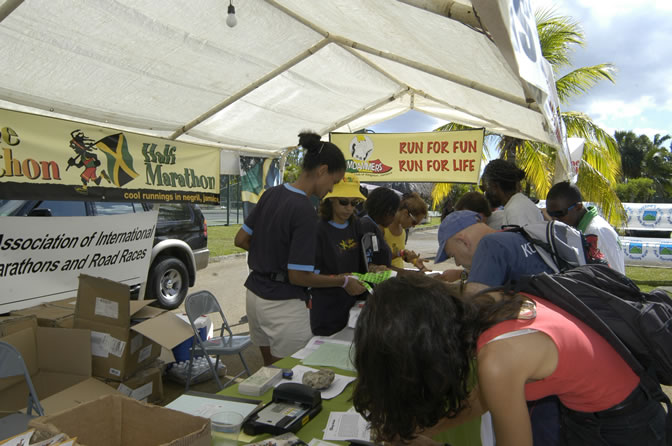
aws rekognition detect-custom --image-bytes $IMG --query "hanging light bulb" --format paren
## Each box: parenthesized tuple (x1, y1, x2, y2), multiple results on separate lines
(226, 0, 237, 28)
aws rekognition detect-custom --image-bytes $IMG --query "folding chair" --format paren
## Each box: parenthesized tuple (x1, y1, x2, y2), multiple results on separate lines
(184, 290, 252, 391)
(0, 341, 45, 441)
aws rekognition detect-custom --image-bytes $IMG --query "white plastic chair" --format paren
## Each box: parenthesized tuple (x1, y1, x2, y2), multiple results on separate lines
(0, 341, 45, 440)
(184, 290, 252, 390)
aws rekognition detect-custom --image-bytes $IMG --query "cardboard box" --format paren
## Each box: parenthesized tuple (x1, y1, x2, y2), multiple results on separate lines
(11, 299, 76, 328)
(0, 314, 38, 337)
(74, 274, 194, 381)
(103, 366, 164, 404)
(0, 326, 119, 415)
(29, 394, 210, 446)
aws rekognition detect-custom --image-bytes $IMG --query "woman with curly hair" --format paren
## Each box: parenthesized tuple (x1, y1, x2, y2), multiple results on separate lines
(352, 274, 666, 446)
(384, 192, 429, 271)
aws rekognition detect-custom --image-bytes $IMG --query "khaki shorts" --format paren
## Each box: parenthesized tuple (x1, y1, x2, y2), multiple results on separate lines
(245, 289, 312, 358)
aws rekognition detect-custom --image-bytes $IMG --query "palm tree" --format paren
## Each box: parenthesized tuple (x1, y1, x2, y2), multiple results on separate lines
(432, 9, 625, 225)
(652, 133, 671, 150)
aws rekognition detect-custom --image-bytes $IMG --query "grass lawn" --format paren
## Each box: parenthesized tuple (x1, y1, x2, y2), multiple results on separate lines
(208, 224, 245, 257)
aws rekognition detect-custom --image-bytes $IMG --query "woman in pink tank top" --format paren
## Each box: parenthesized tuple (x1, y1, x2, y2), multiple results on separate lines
(351, 274, 666, 446)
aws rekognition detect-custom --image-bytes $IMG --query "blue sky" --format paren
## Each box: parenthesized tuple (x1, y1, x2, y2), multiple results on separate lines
(372, 0, 672, 144)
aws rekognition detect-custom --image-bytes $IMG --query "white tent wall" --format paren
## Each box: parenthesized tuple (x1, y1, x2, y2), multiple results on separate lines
(0, 0, 561, 160)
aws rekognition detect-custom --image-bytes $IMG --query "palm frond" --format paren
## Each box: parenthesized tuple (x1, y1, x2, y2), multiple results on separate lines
(556, 65, 616, 103)
(575, 161, 625, 227)
(430, 183, 453, 210)
(516, 141, 553, 198)
(536, 8, 583, 70)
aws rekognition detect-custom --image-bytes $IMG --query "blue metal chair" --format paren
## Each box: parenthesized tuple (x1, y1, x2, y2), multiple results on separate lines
(0, 341, 45, 441)
(184, 290, 252, 390)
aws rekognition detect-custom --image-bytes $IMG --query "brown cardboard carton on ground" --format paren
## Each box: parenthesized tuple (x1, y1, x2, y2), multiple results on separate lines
(101, 366, 164, 404)
(11, 300, 75, 328)
(0, 326, 119, 415)
(0, 314, 38, 337)
(29, 394, 210, 446)
(74, 274, 194, 381)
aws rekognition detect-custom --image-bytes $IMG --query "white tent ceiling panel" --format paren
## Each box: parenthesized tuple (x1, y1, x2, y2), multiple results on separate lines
(276, 0, 524, 99)
(357, 51, 554, 145)
(187, 43, 402, 150)
(332, 95, 413, 134)
(0, 0, 323, 131)
(0, 0, 560, 156)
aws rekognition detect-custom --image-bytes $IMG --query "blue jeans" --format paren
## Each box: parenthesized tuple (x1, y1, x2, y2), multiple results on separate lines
(559, 386, 667, 445)
(528, 395, 561, 446)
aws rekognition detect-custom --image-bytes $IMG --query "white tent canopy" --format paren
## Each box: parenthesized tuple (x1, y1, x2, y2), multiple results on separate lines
(0, 0, 558, 158)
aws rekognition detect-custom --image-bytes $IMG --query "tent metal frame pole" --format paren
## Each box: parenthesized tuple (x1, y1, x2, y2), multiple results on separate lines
(417, 91, 550, 144)
(0, 0, 23, 23)
(168, 39, 330, 140)
(265, 0, 536, 112)
(323, 87, 410, 135)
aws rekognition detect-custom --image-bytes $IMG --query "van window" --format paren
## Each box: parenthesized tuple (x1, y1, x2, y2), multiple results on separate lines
(158, 204, 192, 222)
(37, 200, 87, 216)
(94, 202, 138, 215)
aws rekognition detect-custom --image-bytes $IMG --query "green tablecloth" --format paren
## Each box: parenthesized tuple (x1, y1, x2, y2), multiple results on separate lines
(217, 357, 482, 445)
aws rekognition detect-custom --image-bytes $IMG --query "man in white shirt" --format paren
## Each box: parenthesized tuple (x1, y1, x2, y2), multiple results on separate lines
(545, 181, 625, 274)
(481, 159, 544, 227)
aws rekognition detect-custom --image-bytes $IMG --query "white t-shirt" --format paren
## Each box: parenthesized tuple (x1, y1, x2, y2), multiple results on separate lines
(487, 209, 506, 230)
(585, 214, 626, 274)
(502, 192, 544, 227)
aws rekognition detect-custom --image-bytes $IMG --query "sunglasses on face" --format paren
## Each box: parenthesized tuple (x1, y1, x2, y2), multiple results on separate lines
(407, 210, 420, 225)
(337, 198, 362, 207)
(547, 202, 578, 218)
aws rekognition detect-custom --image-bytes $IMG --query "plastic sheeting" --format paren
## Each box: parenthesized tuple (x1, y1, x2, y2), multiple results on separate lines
(0, 0, 559, 156)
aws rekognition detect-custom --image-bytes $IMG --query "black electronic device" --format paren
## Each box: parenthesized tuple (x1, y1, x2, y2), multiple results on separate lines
(243, 382, 322, 436)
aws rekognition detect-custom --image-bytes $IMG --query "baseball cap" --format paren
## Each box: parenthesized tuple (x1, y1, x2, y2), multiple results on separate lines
(435, 210, 482, 263)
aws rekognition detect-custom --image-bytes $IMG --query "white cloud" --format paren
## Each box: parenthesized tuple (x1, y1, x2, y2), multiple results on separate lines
(586, 96, 657, 121)
(572, 0, 672, 26)
(632, 127, 672, 140)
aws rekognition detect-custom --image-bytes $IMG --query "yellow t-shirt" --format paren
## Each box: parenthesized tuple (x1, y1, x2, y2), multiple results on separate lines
(384, 227, 406, 269)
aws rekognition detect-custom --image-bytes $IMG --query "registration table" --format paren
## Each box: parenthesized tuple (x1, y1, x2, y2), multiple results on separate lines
(216, 355, 481, 445)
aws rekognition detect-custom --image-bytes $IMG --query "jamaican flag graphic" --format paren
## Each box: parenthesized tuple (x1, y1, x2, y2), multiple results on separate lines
(95, 133, 139, 187)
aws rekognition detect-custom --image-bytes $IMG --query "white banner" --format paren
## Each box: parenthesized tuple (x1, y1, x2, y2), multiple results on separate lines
(622, 203, 672, 230)
(0, 211, 157, 312)
(622, 237, 672, 267)
(568, 137, 585, 183)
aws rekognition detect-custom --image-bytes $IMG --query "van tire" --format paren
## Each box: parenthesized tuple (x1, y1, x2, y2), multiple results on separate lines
(147, 257, 189, 309)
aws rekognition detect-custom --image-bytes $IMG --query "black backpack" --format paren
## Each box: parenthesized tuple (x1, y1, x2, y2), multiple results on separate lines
(512, 264, 672, 439)
(504, 220, 608, 273)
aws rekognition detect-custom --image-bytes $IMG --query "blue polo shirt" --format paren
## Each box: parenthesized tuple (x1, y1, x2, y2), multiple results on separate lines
(468, 231, 554, 287)
(243, 184, 318, 300)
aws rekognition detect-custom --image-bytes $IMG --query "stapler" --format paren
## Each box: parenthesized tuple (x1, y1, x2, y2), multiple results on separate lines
(243, 382, 322, 436)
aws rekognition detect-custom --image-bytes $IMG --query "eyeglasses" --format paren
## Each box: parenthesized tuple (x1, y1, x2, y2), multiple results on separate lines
(407, 210, 419, 226)
(337, 198, 362, 207)
(546, 202, 578, 218)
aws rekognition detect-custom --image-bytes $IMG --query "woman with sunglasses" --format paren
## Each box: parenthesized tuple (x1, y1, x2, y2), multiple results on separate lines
(384, 192, 429, 271)
(310, 174, 369, 335)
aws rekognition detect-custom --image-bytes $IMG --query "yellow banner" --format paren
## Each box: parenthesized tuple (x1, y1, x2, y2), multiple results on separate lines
(0, 108, 220, 204)
(330, 130, 484, 183)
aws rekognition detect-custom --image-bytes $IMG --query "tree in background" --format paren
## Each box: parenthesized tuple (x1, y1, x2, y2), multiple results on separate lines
(614, 178, 655, 203)
(432, 8, 624, 225)
(615, 131, 672, 202)
(282, 147, 303, 183)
